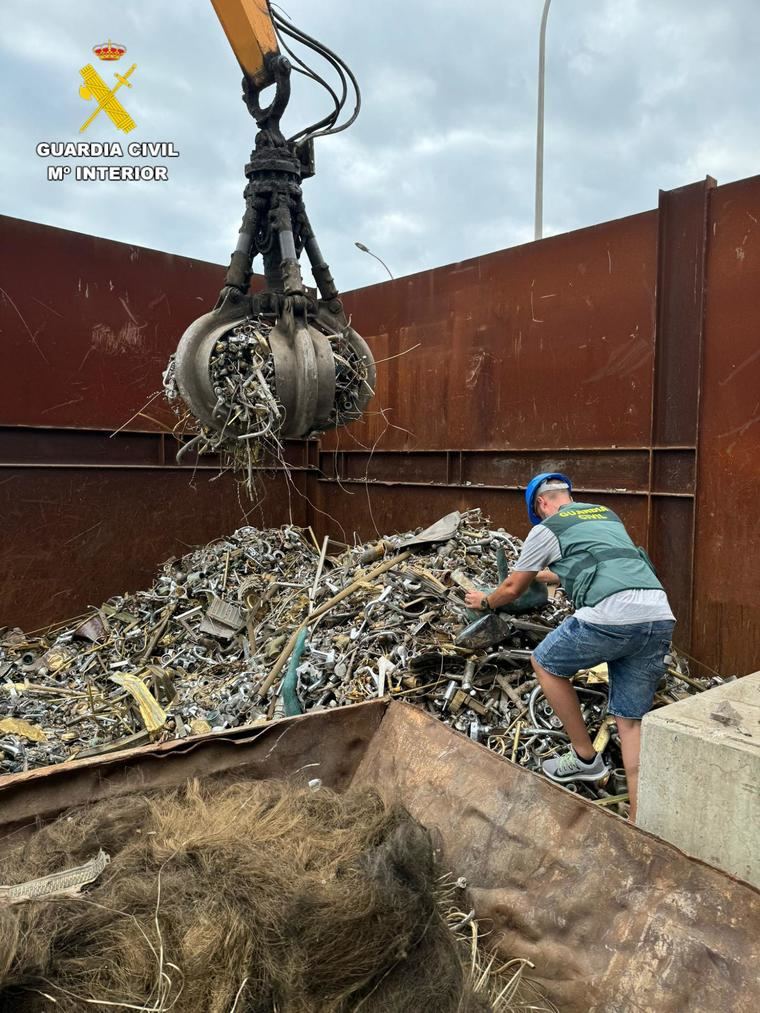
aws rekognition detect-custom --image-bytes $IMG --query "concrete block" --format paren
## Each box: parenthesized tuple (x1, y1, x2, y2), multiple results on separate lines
(638, 672, 760, 887)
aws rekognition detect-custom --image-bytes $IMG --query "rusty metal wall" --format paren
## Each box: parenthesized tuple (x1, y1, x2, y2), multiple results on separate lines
(0, 216, 304, 629)
(334, 210, 658, 452)
(0, 215, 222, 432)
(320, 204, 697, 631)
(693, 175, 760, 674)
(354, 703, 760, 1012)
(2, 175, 760, 675)
(311, 209, 664, 616)
(0, 447, 307, 630)
(314, 179, 760, 676)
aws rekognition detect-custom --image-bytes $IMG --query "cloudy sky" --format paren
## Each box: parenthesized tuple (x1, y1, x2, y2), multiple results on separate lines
(1, 0, 758, 291)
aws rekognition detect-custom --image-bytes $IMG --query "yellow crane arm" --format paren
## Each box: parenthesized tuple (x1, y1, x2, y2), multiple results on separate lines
(210, 0, 279, 87)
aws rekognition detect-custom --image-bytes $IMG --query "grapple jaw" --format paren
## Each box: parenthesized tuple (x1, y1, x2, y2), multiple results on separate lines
(173, 290, 375, 442)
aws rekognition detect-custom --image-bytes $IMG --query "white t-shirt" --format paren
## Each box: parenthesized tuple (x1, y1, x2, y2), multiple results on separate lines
(513, 523, 675, 626)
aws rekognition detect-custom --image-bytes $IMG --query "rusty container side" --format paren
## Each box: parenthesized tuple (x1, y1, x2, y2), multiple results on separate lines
(334, 210, 658, 453)
(0, 216, 303, 630)
(0, 701, 387, 843)
(316, 206, 679, 642)
(693, 175, 760, 674)
(0, 464, 307, 631)
(313, 480, 649, 552)
(352, 703, 760, 1013)
(0, 215, 227, 432)
(3, 177, 760, 678)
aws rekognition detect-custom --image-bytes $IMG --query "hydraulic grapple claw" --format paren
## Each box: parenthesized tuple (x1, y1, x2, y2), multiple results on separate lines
(173, 302, 375, 442)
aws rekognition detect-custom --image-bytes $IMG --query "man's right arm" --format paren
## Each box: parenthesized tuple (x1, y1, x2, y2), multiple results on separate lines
(465, 526, 561, 610)
(471, 528, 561, 608)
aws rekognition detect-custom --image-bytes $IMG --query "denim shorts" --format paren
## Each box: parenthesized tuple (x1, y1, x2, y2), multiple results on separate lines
(532, 615, 676, 719)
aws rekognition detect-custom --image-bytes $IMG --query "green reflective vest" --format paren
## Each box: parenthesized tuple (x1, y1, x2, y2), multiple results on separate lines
(541, 503, 663, 608)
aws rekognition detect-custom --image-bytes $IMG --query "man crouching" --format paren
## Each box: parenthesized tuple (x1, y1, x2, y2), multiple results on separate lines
(465, 472, 675, 821)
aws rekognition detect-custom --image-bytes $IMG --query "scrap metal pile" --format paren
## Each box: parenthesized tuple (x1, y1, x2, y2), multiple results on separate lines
(0, 512, 715, 811)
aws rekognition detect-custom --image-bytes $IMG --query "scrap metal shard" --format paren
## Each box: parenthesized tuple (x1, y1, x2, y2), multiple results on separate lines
(0, 849, 110, 907)
(400, 511, 462, 547)
(456, 612, 513, 650)
(109, 673, 168, 735)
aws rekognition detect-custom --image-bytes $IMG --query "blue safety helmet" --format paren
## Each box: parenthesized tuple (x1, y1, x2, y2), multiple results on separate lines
(525, 472, 573, 526)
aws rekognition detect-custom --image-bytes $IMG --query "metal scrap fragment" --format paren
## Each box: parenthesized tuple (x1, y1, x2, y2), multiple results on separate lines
(0, 717, 47, 742)
(109, 673, 167, 735)
(199, 596, 245, 639)
(0, 850, 110, 907)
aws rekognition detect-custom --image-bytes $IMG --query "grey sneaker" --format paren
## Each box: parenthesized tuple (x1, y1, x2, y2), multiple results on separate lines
(542, 749, 609, 784)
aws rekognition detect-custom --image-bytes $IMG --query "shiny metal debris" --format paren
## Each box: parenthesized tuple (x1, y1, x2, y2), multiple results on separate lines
(163, 318, 285, 476)
(0, 849, 110, 908)
(163, 316, 373, 490)
(0, 512, 722, 812)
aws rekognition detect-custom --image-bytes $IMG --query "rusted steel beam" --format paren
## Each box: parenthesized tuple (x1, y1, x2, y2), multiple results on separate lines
(648, 177, 716, 646)
(318, 446, 695, 497)
(692, 175, 760, 675)
(0, 427, 310, 472)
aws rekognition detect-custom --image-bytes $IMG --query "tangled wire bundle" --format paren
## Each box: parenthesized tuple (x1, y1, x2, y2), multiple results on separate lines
(163, 319, 285, 468)
(0, 780, 553, 1013)
(328, 327, 372, 429)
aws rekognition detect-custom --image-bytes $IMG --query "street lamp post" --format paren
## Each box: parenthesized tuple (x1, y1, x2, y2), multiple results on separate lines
(535, 0, 552, 241)
(354, 241, 394, 281)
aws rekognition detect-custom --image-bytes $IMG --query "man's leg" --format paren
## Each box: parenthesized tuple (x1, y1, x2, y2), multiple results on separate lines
(614, 717, 641, 820)
(530, 617, 626, 784)
(531, 655, 595, 760)
(607, 621, 675, 821)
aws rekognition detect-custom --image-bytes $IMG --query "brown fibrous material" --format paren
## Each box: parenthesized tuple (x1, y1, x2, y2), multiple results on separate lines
(0, 780, 498, 1013)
